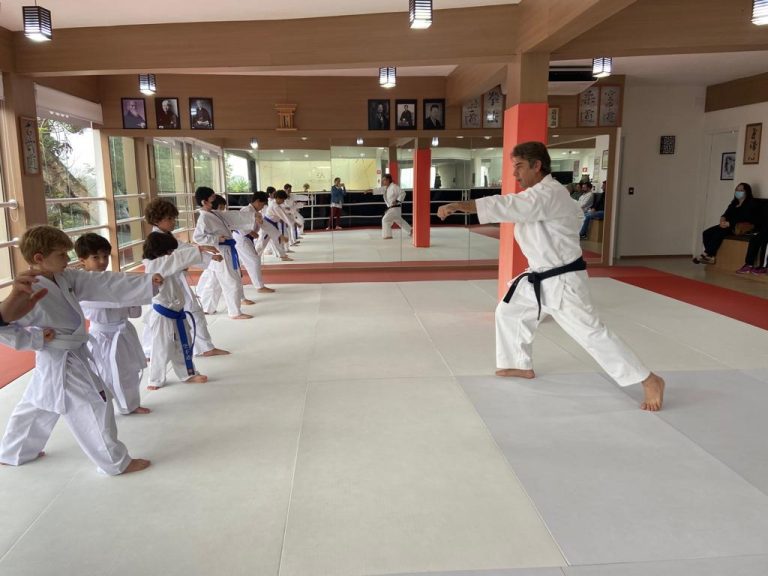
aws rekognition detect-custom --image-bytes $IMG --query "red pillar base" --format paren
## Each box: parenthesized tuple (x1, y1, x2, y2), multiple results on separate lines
(412, 148, 431, 247)
(498, 103, 549, 299)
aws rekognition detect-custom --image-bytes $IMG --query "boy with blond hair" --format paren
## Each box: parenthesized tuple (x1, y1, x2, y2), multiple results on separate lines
(0, 226, 160, 475)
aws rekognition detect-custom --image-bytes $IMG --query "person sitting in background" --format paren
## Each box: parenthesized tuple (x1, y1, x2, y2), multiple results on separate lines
(577, 182, 595, 213)
(736, 225, 768, 275)
(579, 190, 605, 240)
(694, 183, 760, 264)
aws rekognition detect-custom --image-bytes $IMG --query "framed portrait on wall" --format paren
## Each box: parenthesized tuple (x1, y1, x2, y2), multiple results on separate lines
(659, 135, 676, 155)
(395, 99, 417, 130)
(462, 97, 481, 129)
(368, 99, 390, 130)
(190, 97, 214, 130)
(743, 123, 762, 164)
(121, 98, 147, 129)
(423, 99, 445, 130)
(155, 97, 180, 129)
(19, 116, 41, 175)
(720, 152, 736, 180)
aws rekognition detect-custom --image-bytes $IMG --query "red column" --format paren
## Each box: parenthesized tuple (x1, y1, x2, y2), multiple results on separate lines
(412, 147, 431, 247)
(497, 102, 548, 299)
(388, 160, 399, 183)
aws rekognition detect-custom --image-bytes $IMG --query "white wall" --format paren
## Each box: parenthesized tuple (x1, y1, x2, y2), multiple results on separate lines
(617, 82, 706, 256)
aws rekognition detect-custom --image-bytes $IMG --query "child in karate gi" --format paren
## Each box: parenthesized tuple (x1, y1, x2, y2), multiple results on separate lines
(75, 233, 150, 415)
(143, 199, 229, 357)
(143, 231, 220, 390)
(193, 186, 253, 319)
(234, 191, 276, 295)
(262, 187, 292, 261)
(0, 226, 159, 475)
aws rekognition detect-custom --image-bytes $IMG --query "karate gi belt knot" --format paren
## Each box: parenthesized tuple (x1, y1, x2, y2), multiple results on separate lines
(503, 257, 587, 320)
(219, 239, 240, 270)
(152, 304, 197, 376)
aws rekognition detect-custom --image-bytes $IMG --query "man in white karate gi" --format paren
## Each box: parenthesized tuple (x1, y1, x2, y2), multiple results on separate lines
(366, 173, 412, 239)
(438, 141, 665, 411)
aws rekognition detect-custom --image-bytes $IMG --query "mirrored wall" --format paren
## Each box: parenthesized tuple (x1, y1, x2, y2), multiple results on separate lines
(223, 136, 506, 266)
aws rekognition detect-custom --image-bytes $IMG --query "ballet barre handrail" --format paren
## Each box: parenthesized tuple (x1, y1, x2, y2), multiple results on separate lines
(0, 199, 18, 209)
(0, 238, 19, 250)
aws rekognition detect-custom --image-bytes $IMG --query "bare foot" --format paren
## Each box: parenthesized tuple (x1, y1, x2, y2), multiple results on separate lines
(257, 287, 275, 293)
(281, 257, 294, 261)
(130, 406, 151, 415)
(229, 313, 253, 320)
(204, 311, 216, 316)
(146, 385, 161, 391)
(241, 299, 255, 305)
(641, 372, 665, 411)
(382, 237, 393, 240)
(186, 374, 208, 383)
(495, 368, 536, 379)
(199, 348, 230, 357)
(121, 458, 151, 474)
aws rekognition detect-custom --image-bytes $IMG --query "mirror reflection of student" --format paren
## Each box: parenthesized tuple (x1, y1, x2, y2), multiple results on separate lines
(365, 173, 412, 239)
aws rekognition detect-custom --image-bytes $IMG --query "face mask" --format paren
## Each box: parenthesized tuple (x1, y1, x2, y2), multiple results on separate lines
(735, 190, 745, 200)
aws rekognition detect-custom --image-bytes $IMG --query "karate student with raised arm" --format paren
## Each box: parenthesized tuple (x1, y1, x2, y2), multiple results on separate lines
(0, 226, 160, 475)
(142, 231, 221, 390)
(192, 186, 253, 319)
(366, 173, 412, 239)
(0, 270, 50, 350)
(75, 233, 150, 415)
(437, 141, 666, 412)
(144, 199, 229, 357)
(234, 191, 276, 294)
(264, 189, 295, 259)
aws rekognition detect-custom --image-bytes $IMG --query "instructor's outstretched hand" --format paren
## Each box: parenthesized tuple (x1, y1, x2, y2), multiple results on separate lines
(437, 203, 458, 220)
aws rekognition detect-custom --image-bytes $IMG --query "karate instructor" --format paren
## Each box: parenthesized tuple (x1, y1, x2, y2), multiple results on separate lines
(437, 141, 665, 411)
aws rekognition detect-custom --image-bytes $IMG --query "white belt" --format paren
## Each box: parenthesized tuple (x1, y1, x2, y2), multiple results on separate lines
(89, 320, 128, 335)
(46, 333, 89, 350)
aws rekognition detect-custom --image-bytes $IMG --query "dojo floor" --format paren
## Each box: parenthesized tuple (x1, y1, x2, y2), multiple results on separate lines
(1, 276, 768, 576)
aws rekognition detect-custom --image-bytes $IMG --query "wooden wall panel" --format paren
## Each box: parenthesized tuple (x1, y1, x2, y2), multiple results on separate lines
(554, 0, 768, 58)
(13, 7, 520, 76)
(706, 73, 768, 112)
(34, 76, 102, 103)
(0, 28, 14, 73)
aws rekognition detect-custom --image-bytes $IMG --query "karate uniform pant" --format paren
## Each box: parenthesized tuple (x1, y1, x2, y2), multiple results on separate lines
(144, 304, 214, 358)
(196, 247, 243, 316)
(147, 314, 197, 387)
(259, 221, 287, 259)
(0, 376, 131, 475)
(382, 207, 412, 239)
(495, 280, 650, 387)
(236, 236, 265, 289)
(90, 326, 144, 415)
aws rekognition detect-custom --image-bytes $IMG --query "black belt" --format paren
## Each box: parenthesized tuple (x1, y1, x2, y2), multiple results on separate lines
(502, 257, 587, 319)
(387, 202, 401, 209)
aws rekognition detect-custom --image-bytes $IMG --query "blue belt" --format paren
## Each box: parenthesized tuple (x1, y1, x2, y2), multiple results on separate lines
(219, 238, 240, 270)
(264, 216, 279, 228)
(152, 304, 197, 376)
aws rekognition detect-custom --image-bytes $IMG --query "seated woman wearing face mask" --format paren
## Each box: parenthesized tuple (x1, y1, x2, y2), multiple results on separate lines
(694, 182, 760, 265)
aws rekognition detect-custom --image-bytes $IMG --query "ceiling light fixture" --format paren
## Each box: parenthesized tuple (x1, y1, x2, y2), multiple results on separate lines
(753, 0, 768, 24)
(138, 74, 157, 95)
(356, 137, 364, 145)
(432, 137, 439, 147)
(592, 57, 612, 78)
(23, 3, 53, 42)
(409, 0, 432, 29)
(379, 66, 396, 88)
(250, 138, 259, 149)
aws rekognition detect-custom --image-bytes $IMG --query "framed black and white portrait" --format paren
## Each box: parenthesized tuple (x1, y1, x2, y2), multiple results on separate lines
(190, 97, 214, 130)
(121, 98, 147, 129)
(720, 152, 736, 180)
(368, 99, 390, 130)
(395, 99, 417, 130)
(423, 99, 445, 130)
(155, 97, 180, 130)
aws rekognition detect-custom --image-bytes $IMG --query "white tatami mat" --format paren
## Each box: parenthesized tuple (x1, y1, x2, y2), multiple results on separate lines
(1, 276, 767, 576)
